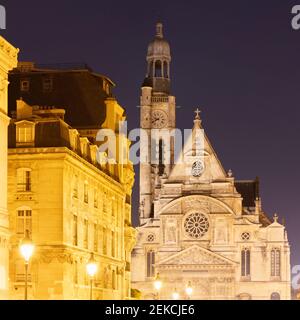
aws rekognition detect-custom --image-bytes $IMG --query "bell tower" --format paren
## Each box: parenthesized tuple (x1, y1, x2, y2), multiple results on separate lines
(139, 23, 176, 225)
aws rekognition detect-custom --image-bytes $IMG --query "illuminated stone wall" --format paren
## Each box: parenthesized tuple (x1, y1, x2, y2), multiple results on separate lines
(0, 36, 18, 300)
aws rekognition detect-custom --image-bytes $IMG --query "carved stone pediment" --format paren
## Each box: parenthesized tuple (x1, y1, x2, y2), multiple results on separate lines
(157, 245, 236, 267)
(161, 202, 182, 214)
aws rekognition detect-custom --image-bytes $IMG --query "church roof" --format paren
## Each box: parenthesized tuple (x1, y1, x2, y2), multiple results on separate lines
(234, 179, 259, 208)
(235, 178, 271, 226)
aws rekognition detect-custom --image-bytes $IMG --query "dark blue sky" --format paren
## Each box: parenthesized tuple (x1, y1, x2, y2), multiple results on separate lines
(1, 0, 300, 267)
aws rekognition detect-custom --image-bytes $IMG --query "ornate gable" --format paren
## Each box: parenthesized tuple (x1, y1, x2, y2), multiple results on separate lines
(158, 245, 237, 266)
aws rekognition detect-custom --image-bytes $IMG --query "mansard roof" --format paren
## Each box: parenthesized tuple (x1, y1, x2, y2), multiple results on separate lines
(8, 62, 115, 130)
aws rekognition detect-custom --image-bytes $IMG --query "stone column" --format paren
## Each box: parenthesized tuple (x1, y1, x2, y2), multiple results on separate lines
(0, 36, 18, 300)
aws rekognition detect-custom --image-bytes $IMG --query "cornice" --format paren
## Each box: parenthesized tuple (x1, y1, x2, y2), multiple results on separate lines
(0, 36, 19, 71)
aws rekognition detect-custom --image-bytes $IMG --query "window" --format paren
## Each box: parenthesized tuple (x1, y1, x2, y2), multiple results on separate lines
(94, 189, 98, 208)
(146, 251, 155, 278)
(147, 234, 155, 243)
(111, 231, 115, 258)
(184, 213, 209, 239)
(103, 228, 107, 255)
(43, 78, 53, 92)
(158, 139, 165, 175)
(83, 219, 88, 249)
(94, 224, 98, 252)
(17, 209, 32, 237)
(16, 123, 34, 145)
(20, 79, 30, 92)
(271, 248, 281, 277)
(112, 270, 117, 290)
(74, 261, 78, 285)
(241, 248, 251, 277)
(17, 168, 31, 192)
(73, 176, 78, 198)
(155, 60, 162, 77)
(164, 61, 169, 78)
(84, 182, 89, 203)
(72, 215, 78, 246)
(241, 232, 251, 241)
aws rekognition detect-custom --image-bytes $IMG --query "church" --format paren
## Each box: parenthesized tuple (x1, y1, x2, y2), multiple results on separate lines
(131, 23, 291, 300)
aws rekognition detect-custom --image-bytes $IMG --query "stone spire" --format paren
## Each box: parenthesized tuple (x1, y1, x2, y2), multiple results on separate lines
(192, 108, 203, 156)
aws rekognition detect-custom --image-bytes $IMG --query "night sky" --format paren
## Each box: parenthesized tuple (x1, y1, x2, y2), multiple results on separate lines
(1, 0, 299, 268)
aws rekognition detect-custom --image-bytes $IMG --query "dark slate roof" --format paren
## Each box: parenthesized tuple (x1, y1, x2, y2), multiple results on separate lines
(234, 178, 259, 208)
(8, 120, 71, 149)
(235, 178, 271, 226)
(8, 64, 114, 130)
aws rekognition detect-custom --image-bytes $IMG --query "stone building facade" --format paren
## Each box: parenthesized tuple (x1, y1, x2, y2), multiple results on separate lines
(0, 36, 18, 300)
(131, 23, 291, 300)
(7, 97, 136, 299)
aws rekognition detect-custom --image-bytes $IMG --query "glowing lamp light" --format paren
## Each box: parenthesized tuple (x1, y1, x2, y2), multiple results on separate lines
(154, 273, 162, 291)
(86, 253, 98, 277)
(186, 281, 193, 298)
(20, 230, 34, 262)
(172, 289, 180, 300)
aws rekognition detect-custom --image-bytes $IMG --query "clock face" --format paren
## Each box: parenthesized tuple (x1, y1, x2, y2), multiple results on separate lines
(192, 161, 204, 177)
(151, 110, 168, 129)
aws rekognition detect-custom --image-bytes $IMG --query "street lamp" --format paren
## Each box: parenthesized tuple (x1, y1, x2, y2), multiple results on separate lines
(153, 273, 162, 300)
(19, 230, 34, 300)
(86, 253, 98, 300)
(172, 288, 180, 300)
(185, 281, 193, 300)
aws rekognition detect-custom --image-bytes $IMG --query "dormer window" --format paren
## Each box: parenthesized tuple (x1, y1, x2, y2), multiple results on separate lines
(103, 80, 110, 95)
(20, 79, 30, 92)
(43, 78, 53, 93)
(16, 121, 35, 146)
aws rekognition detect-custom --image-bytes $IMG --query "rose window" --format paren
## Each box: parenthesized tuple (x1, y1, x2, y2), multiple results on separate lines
(184, 213, 209, 239)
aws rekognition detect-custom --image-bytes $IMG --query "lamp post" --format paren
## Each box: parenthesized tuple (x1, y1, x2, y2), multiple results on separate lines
(86, 253, 98, 300)
(153, 273, 162, 300)
(19, 230, 35, 300)
(185, 281, 193, 300)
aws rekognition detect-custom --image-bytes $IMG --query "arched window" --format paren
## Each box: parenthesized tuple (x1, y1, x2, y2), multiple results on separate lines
(146, 251, 155, 278)
(241, 248, 251, 277)
(155, 60, 162, 77)
(271, 292, 280, 300)
(164, 61, 169, 78)
(158, 139, 165, 175)
(271, 248, 281, 277)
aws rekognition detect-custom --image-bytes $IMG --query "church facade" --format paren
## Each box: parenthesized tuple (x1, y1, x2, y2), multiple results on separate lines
(131, 23, 291, 300)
